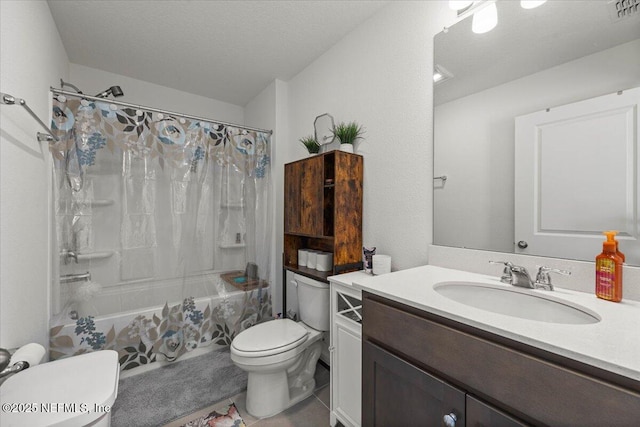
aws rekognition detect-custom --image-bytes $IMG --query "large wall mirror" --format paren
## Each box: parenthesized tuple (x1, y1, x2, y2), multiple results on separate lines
(433, 1, 640, 265)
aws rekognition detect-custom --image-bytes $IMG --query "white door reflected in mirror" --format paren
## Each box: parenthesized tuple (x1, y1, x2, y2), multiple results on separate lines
(514, 87, 640, 264)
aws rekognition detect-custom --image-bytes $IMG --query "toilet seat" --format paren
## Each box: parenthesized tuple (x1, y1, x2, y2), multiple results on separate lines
(231, 319, 308, 358)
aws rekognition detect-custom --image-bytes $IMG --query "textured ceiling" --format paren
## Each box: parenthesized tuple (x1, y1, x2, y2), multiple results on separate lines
(47, 0, 389, 106)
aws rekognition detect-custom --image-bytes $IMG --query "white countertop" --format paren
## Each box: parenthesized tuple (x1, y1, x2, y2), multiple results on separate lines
(350, 265, 640, 382)
(328, 270, 371, 288)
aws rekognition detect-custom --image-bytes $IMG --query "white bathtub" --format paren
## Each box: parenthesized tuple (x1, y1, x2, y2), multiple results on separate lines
(50, 273, 272, 373)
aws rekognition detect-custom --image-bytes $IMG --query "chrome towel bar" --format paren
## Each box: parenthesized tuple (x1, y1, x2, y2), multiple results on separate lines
(60, 272, 91, 284)
(0, 92, 59, 142)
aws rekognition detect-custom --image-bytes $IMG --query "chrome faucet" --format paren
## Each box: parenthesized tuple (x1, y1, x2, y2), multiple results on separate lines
(534, 266, 571, 291)
(489, 260, 514, 284)
(489, 261, 570, 291)
(509, 264, 535, 288)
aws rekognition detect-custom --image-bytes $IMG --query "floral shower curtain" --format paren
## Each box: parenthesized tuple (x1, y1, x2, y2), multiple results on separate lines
(48, 94, 272, 369)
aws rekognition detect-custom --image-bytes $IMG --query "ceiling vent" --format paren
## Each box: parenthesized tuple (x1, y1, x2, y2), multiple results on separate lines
(608, 0, 639, 21)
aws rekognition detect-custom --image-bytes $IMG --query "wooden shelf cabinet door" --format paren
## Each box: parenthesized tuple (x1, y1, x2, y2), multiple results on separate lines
(333, 151, 363, 267)
(284, 155, 323, 236)
(362, 341, 466, 427)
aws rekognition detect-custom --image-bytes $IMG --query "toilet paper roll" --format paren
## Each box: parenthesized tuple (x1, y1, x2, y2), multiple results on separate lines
(306, 250, 318, 269)
(372, 254, 391, 275)
(10, 343, 45, 368)
(316, 252, 333, 272)
(298, 249, 308, 267)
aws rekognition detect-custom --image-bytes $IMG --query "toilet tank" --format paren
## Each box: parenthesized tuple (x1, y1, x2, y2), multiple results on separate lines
(294, 273, 330, 331)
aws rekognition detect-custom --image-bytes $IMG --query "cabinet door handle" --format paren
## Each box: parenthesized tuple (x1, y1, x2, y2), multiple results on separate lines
(443, 412, 457, 427)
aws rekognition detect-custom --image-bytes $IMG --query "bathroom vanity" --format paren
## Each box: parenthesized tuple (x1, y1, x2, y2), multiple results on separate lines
(355, 266, 640, 426)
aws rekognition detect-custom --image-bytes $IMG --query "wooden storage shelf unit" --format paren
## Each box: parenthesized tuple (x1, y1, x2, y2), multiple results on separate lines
(284, 150, 363, 282)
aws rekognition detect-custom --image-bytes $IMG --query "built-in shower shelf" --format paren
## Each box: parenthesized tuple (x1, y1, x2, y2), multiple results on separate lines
(76, 251, 115, 262)
(90, 199, 115, 207)
(219, 243, 246, 249)
(76, 199, 114, 208)
(221, 203, 244, 209)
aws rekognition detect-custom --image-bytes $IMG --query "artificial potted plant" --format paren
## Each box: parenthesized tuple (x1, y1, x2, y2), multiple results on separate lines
(299, 135, 321, 156)
(332, 121, 364, 153)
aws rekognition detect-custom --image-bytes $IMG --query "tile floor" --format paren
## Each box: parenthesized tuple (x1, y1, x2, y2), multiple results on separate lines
(164, 363, 337, 427)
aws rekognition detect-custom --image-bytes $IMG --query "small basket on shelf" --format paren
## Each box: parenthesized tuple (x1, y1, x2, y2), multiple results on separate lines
(220, 262, 267, 291)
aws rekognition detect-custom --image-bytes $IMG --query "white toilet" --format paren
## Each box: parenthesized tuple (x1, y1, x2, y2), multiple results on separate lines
(0, 350, 119, 427)
(230, 273, 329, 418)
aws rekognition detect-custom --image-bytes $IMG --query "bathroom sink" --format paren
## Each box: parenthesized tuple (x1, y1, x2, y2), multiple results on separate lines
(433, 282, 600, 324)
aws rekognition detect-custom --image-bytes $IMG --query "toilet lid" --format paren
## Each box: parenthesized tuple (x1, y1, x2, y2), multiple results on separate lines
(0, 350, 119, 427)
(232, 319, 308, 357)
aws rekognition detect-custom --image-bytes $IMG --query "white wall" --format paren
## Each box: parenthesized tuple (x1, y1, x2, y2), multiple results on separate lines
(434, 40, 640, 253)
(69, 63, 244, 123)
(283, 1, 454, 275)
(0, 1, 69, 349)
(244, 79, 289, 316)
(273, 81, 289, 316)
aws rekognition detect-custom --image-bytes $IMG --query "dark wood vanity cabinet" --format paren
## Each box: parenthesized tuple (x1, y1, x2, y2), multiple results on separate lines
(363, 340, 523, 427)
(362, 292, 640, 427)
(466, 396, 527, 427)
(363, 340, 466, 426)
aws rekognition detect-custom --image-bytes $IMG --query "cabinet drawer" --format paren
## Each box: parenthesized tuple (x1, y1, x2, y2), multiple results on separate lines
(363, 293, 640, 426)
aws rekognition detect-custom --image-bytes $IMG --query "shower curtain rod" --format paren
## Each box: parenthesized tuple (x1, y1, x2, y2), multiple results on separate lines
(50, 87, 274, 135)
(0, 92, 59, 142)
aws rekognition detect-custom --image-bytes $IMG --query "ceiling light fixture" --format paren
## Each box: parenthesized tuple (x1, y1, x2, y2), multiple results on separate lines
(472, 1, 498, 34)
(520, 0, 547, 9)
(433, 64, 454, 85)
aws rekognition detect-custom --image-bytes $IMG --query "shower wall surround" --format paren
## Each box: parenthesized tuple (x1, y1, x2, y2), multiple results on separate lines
(49, 95, 273, 369)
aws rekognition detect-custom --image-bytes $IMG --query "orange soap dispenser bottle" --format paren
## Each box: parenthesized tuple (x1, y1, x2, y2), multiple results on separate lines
(603, 230, 625, 263)
(595, 232, 623, 302)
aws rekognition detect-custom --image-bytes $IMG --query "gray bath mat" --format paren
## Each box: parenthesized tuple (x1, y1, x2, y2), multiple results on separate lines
(111, 347, 247, 427)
